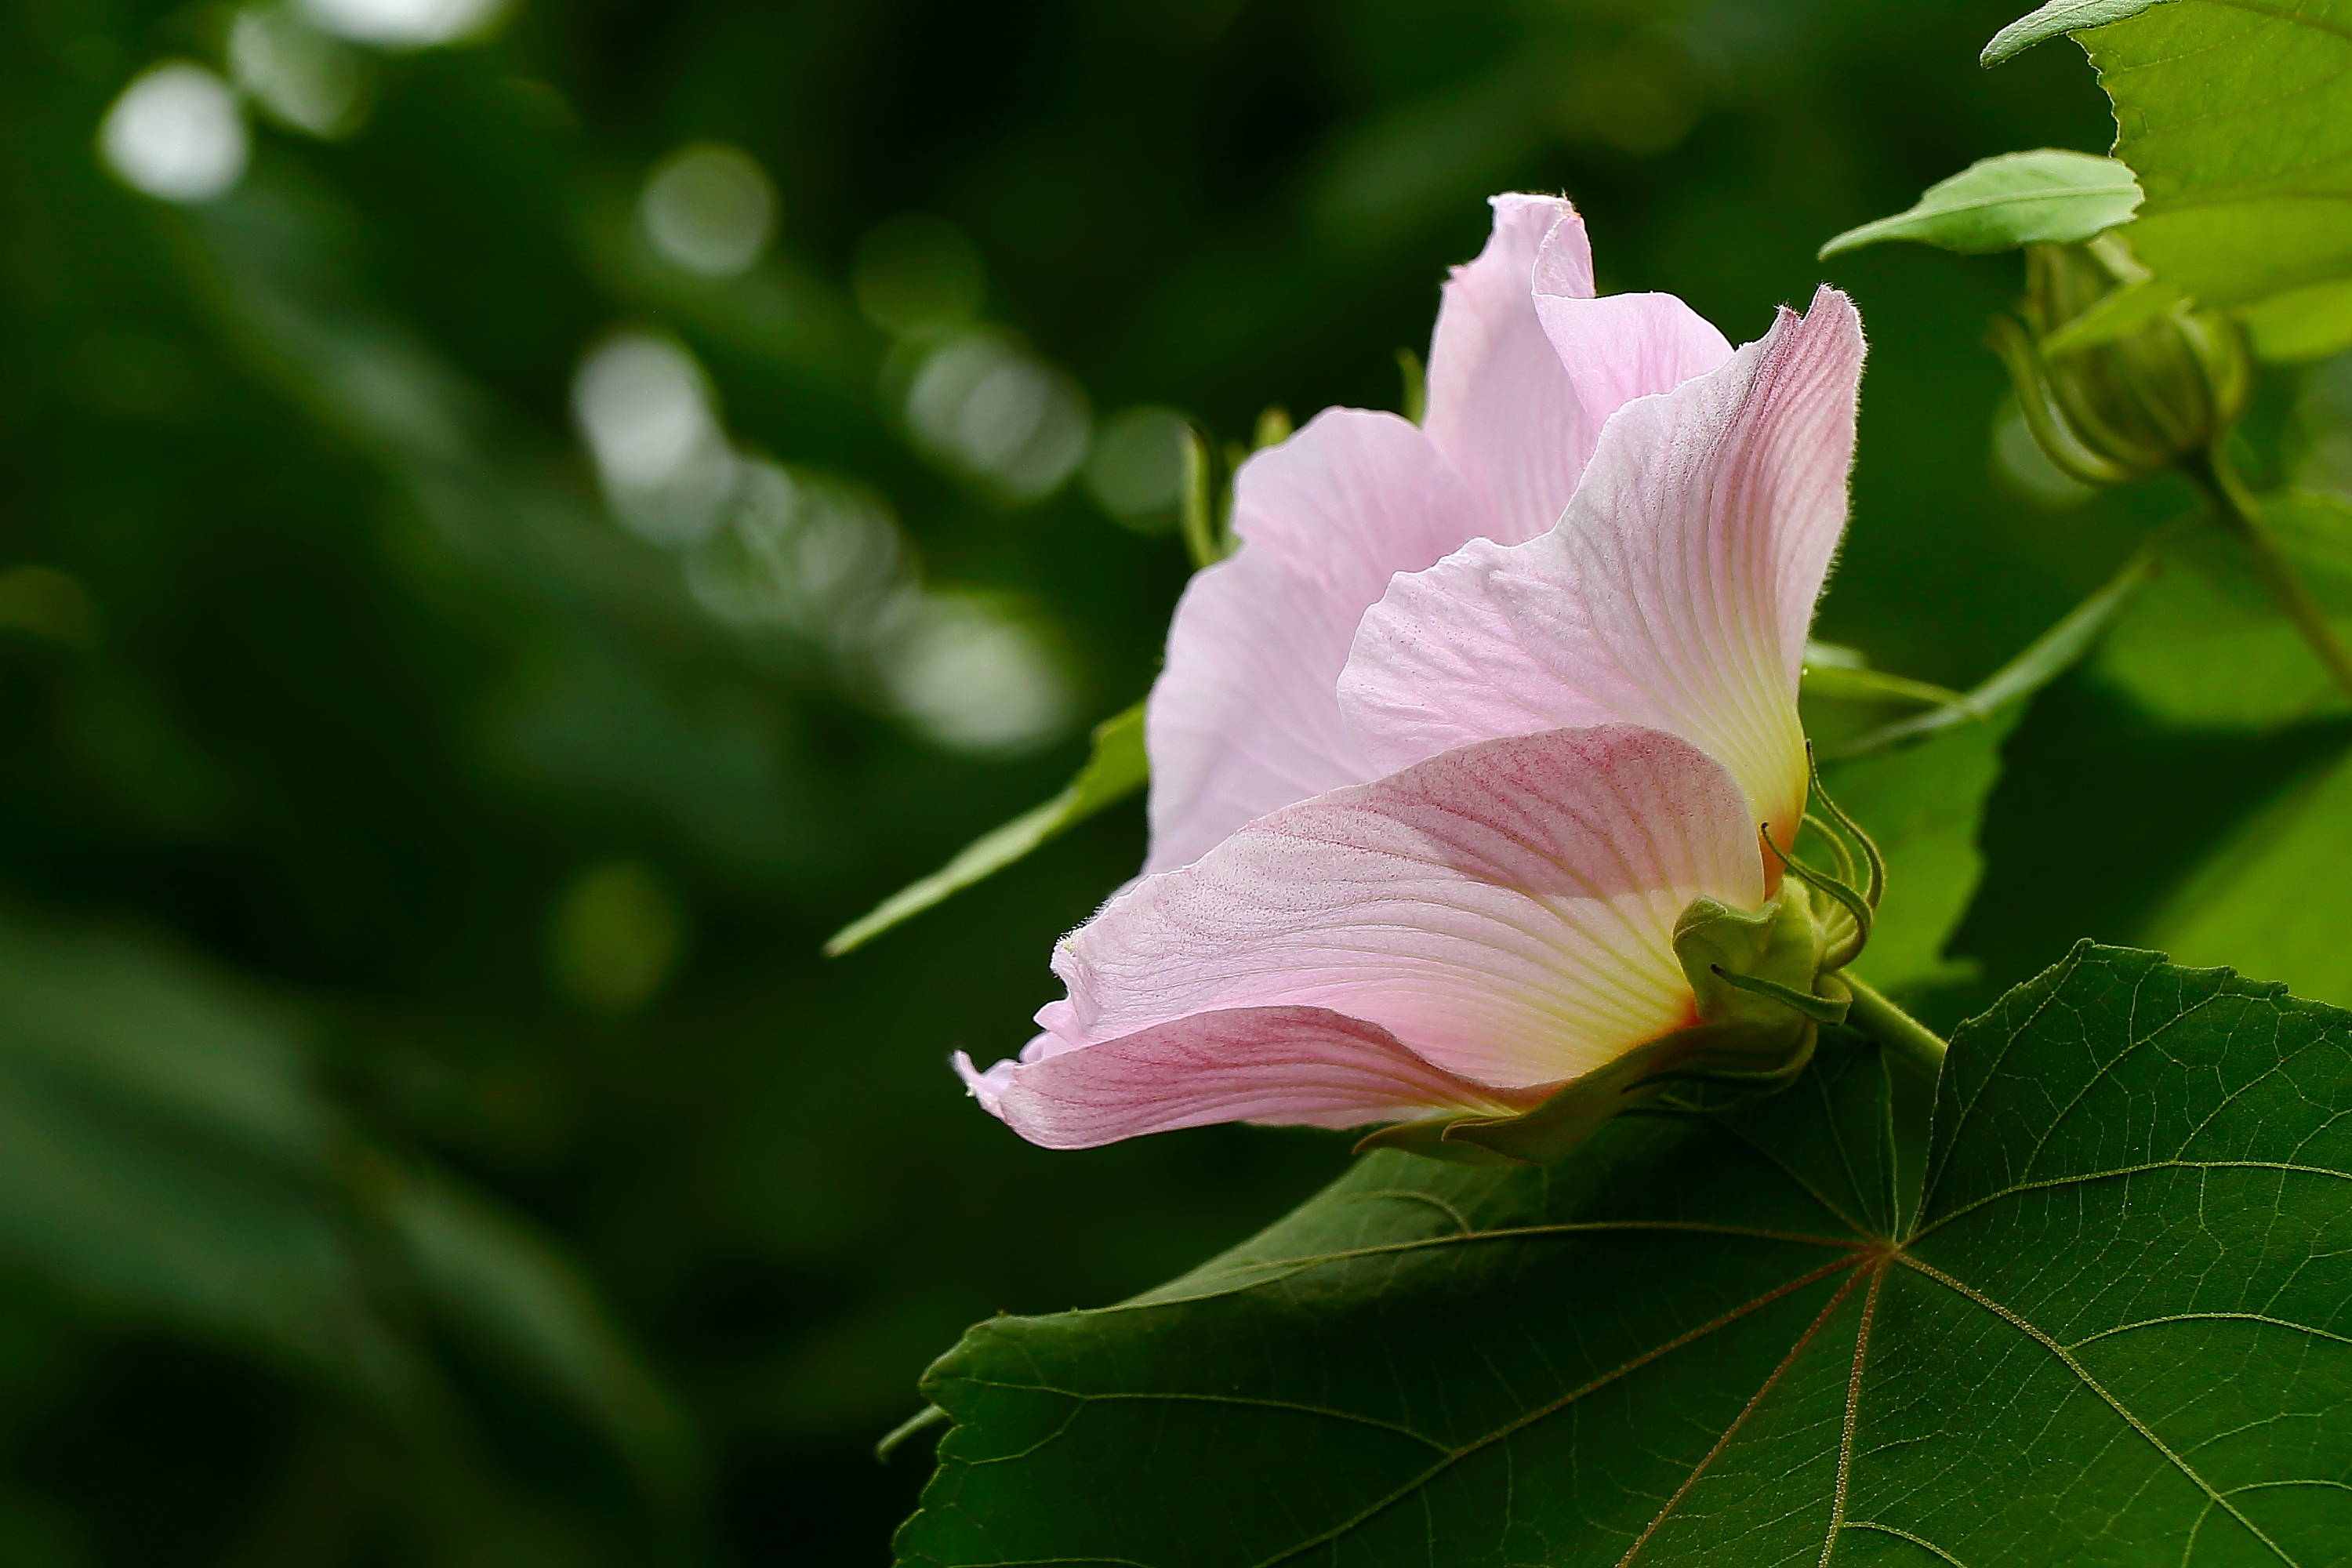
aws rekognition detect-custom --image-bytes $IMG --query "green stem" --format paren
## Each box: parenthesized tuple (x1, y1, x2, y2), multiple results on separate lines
(2183, 443, 2352, 704)
(875, 1403, 949, 1463)
(1841, 973, 1947, 1082)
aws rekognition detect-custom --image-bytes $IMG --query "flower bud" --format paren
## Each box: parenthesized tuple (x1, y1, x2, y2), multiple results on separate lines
(1991, 234, 2251, 486)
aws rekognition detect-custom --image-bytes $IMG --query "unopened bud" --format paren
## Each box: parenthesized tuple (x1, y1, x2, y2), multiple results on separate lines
(1991, 234, 2250, 486)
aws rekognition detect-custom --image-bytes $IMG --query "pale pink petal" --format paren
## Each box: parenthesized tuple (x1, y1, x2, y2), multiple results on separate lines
(954, 1007, 1526, 1149)
(1051, 724, 1762, 1093)
(1424, 194, 1598, 546)
(1143, 408, 1487, 873)
(1535, 290, 1733, 430)
(1339, 286, 1866, 847)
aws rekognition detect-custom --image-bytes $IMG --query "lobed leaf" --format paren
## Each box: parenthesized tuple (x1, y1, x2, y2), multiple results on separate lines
(895, 945, 2352, 1563)
(1818, 150, 2141, 259)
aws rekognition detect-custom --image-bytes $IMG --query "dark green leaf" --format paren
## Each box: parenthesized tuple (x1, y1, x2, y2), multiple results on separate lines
(1981, 0, 2171, 66)
(2078, 0, 2352, 310)
(1818, 150, 2141, 259)
(2100, 492, 2352, 728)
(896, 945, 2352, 1563)
(826, 701, 1148, 955)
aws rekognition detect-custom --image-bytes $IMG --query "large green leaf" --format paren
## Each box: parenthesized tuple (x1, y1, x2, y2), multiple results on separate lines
(2100, 492, 2352, 728)
(2064, 0, 2352, 321)
(1819, 149, 2143, 259)
(895, 944, 2352, 1564)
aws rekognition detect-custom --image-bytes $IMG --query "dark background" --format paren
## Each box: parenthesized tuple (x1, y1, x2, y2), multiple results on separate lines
(3, 0, 2331, 1562)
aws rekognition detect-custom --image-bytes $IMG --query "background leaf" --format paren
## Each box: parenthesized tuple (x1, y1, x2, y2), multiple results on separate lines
(1802, 562, 2161, 1000)
(1820, 710, 2021, 994)
(2145, 739, 2352, 1006)
(2077, 0, 2352, 320)
(2100, 492, 2352, 728)
(1818, 149, 2141, 257)
(896, 945, 2352, 1564)
(1981, 0, 2170, 66)
(0, 909, 688, 1498)
(2243, 278, 2352, 363)
(826, 701, 1146, 955)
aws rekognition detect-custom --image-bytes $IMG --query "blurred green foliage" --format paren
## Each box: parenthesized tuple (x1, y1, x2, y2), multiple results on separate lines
(2, 0, 2347, 1561)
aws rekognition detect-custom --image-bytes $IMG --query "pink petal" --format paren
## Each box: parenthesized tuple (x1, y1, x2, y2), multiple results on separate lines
(1339, 286, 1866, 847)
(1143, 408, 1487, 873)
(1535, 290, 1733, 431)
(1423, 194, 1598, 546)
(1049, 724, 1762, 1094)
(954, 1007, 1525, 1150)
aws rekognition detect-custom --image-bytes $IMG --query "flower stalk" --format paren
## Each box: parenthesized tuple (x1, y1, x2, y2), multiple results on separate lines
(2180, 442, 2352, 706)
(1840, 971, 1947, 1080)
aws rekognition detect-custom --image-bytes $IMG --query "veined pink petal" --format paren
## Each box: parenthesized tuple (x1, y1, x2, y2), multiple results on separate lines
(1424, 194, 1597, 546)
(1339, 286, 1866, 846)
(1535, 290, 1733, 432)
(954, 1007, 1528, 1150)
(1143, 408, 1486, 873)
(1043, 724, 1763, 1095)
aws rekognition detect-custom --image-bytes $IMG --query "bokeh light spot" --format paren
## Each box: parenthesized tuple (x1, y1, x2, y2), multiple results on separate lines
(684, 460, 903, 641)
(572, 332, 739, 546)
(99, 64, 248, 204)
(1085, 405, 1189, 530)
(230, 7, 371, 139)
(905, 334, 1090, 503)
(877, 593, 1073, 756)
(639, 143, 778, 279)
(546, 859, 688, 1014)
(0, 568, 104, 652)
(299, 0, 503, 48)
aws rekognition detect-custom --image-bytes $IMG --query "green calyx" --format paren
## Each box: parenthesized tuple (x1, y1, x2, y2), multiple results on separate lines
(1363, 753, 1887, 1168)
(1994, 233, 2251, 487)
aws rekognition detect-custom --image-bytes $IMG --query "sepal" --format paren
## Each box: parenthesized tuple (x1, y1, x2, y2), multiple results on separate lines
(1676, 882, 1834, 1033)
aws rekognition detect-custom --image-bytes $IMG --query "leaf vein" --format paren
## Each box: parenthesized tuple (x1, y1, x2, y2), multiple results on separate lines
(1895, 1254, 2304, 1566)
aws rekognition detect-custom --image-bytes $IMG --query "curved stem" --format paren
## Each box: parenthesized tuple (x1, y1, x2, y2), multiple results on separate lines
(1841, 973, 1947, 1083)
(2183, 443, 2352, 703)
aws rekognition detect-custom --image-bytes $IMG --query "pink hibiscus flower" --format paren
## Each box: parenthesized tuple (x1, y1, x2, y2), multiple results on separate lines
(960, 194, 1867, 1161)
